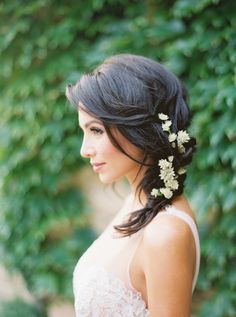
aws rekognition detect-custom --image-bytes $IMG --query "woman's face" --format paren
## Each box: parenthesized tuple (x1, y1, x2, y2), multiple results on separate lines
(78, 109, 144, 185)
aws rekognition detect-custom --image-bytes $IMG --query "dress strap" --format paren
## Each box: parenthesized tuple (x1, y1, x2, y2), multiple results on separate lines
(157, 206, 201, 292)
(125, 230, 144, 292)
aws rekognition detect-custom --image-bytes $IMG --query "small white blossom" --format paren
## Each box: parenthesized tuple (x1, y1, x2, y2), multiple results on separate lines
(151, 188, 160, 198)
(166, 179, 179, 190)
(178, 167, 186, 175)
(160, 188, 173, 199)
(160, 167, 175, 182)
(162, 120, 172, 131)
(177, 130, 190, 145)
(168, 133, 177, 142)
(178, 144, 186, 153)
(151, 115, 191, 200)
(158, 159, 171, 169)
(158, 113, 169, 121)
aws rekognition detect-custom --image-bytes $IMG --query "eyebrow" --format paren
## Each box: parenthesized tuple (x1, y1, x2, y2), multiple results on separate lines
(79, 119, 103, 129)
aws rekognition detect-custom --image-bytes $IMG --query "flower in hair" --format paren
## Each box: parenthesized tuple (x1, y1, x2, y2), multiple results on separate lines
(159, 188, 173, 199)
(151, 156, 179, 199)
(162, 120, 172, 132)
(178, 167, 186, 175)
(158, 113, 169, 120)
(159, 157, 175, 183)
(168, 133, 177, 142)
(177, 130, 190, 153)
(151, 113, 190, 199)
(151, 188, 160, 197)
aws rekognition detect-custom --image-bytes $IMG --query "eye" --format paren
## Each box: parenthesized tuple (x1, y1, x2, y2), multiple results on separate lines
(90, 127, 104, 135)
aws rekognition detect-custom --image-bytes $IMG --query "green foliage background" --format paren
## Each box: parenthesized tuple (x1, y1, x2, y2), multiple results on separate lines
(0, 298, 47, 317)
(0, 0, 235, 316)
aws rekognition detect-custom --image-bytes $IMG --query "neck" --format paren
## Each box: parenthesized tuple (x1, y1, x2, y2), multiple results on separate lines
(129, 187, 147, 209)
(126, 164, 148, 204)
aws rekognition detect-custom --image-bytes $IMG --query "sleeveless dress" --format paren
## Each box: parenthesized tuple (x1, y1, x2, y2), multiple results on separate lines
(73, 204, 201, 317)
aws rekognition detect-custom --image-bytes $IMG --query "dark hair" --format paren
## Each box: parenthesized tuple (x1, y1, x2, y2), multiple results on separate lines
(66, 54, 196, 236)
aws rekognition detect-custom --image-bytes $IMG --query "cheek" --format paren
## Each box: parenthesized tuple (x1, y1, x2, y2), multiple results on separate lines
(103, 150, 137, 181)
(97, 133, 143, 183)
(100, 136, 120, 158)
(102, 140, 131, 167)
(97, 141, 128, 181)
(100, 134, 142, 171)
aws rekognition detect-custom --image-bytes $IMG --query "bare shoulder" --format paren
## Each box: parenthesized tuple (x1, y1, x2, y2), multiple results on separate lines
(142, 211, 195, 250)
(140, 211, 196, 315)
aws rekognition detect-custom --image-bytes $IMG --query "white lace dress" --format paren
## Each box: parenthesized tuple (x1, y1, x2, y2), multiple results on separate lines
(73, 206, 200, 317)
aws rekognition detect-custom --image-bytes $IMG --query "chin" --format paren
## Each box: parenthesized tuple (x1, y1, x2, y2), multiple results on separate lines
(98, 173, 121, 184)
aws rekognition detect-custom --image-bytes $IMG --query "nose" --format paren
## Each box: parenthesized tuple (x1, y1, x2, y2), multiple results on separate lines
(80, 139, 96, 158)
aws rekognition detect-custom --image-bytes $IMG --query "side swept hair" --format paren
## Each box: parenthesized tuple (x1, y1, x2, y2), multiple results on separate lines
(66, 54, 196, 236)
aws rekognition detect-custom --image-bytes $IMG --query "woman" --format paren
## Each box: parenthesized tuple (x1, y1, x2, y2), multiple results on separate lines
(66, 54, 200, 317)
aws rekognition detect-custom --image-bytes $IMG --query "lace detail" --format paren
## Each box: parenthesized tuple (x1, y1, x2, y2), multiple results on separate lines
(73, 205, 200, 316)
(74, 266, 149, 317)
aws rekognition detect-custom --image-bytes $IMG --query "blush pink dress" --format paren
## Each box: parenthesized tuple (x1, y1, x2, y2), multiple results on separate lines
(73, 204, 201, 317)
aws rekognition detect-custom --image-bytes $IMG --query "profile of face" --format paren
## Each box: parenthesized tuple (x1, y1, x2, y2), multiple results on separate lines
(78, 108, 144, 185)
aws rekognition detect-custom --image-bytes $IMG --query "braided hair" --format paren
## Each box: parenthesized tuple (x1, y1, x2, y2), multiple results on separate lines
(66, 54, 196, 236)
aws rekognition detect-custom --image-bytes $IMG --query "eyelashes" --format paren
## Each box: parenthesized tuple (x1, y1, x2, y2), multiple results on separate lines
(78, 125, 104, 136)
(90, 127, 104, 135)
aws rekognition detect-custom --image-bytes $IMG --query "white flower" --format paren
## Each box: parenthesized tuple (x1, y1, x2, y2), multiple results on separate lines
(177, 130, 190, 145)
(160, 188, 173, 199)
(151, 115, 190, 200)
(166, 178, 179, 190)
(158, 113, 169, 121)
(151, 188, 160, 198)
(178, 144, 186, 153)
(162, 120, 172, 132)
(178, 167, 186, 175)
(158, 159, 171, 169)
(160, 167, 175, 182)
(168, 133, 177, 142)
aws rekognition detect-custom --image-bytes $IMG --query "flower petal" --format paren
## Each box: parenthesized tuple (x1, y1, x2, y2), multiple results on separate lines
(178, 167, 186, 175)
(168, 133, 177, 142)
(177, 130, 190, 145)
(151, 188, 160, 197)
(158, 113, 169, 121)
(160, 188, 173, 199)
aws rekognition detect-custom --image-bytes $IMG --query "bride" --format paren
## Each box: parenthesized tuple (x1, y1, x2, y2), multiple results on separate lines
(66, 53, 200, 317)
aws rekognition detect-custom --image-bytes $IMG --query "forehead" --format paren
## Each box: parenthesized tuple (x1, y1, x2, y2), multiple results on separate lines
(78, 108, 93, 122)
(78, 108, 102, 127)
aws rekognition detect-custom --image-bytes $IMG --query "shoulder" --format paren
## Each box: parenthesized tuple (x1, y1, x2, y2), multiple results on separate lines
(140, 211, 195, 315)
(142, 211, 194, 250)
(140, 210, 196, 281)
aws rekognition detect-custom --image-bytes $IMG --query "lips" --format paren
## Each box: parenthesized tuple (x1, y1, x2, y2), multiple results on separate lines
(91, 162, 106, 172)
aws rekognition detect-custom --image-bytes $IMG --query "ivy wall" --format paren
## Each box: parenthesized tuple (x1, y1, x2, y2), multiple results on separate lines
(0, 0, 235, 315)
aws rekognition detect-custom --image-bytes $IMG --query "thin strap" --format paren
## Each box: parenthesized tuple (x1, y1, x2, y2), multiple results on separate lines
(126, 231, 144, 292)
(158, 206, 201, 292)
